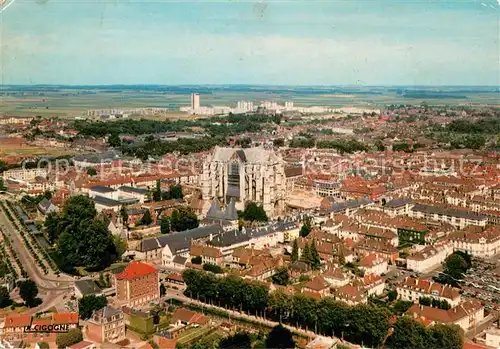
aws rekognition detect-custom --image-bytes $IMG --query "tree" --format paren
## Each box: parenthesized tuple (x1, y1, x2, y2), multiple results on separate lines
(160, 283, 166, 297)
(18, 279, 39, 307)
(392, 300, 413, 315)
(432, 273, 460, 287)
(439, 299, 451, 310)
(387, 289, 397, 302)
(444, 253, 468, 280)
(60, 195, 97, 223)
(0, 286, 12, 308)
(108, 133, 121, 147)
(389, 316, 429, 349)
(0, 178, 6, 191)
(309, 239, 321, 270)
(291, 239, 299, 262)
(58, 218, 117, 271)
(86, 167, 97, 176)
(170, 207, 199, 232)
(273, 138, 285, 147)
(454, 250, 472, 269)
(160, 217, 170, 234)
(168, 184, 184, 199)
(429, 323, 463, 349)
(347, 304, 391, 348)
(56, 328, 83, 348)
(271, 267, 290, 286)
(191, 256, 202, 264)
(265, 324, 295, 348)
(300, 243, 311, 265)
(203, 263, 223, 274)
(153, 180, 162, 202)
(299, 216, 312, 237)
(419, 296, 432, 306)
(37, 342, 50, 349)
(374, 139, 386, 152)
(0, 261, 9, 278)
(119, 206, 129, 226)
(299, 223, 311, 237)
(139, 210, 153, 226)
(241, 202, 268, 222)
(113, 236, 127, 258)
(44, 211, 61, 244)
(78, 294, 107, 320)
(219, 332, 252, 349)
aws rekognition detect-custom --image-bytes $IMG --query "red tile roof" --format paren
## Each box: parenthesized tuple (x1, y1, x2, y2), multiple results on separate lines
(157, 338, 177, 349)
(4, 315, 31, 328)
(31, 319, 51, 326)
(400, 277, 460, 300)
(116, 261, 158, 280)
(52, 312, 79, 325)
(68, 340, 95, 349)
(171, 308, 208, 325)
(463, 341, 489, 349)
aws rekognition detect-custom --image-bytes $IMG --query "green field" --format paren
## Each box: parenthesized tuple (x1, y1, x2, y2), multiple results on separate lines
(1, 86, 498, 118)
(177, 325, 215, 345)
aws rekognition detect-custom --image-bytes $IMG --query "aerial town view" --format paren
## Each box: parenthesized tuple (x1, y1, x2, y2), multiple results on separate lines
(0, 0, 499, 349)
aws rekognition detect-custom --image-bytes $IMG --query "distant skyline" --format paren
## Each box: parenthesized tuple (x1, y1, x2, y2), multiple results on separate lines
(1, 0, 499, 86)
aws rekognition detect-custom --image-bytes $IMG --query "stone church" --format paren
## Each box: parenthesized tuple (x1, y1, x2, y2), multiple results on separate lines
(201, 147, 286, 218)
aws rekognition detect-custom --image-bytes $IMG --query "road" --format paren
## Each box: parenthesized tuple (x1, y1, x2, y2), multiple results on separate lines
(0, 202, 74, 312)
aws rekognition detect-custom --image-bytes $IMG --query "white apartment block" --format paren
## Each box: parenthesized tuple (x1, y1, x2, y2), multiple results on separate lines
(450, 226, 500, 258)
(397, 277, 461, 307)
(407, 301, 484, 331)
(358, 254, 388, 276)
(406, 241, 454, 273)
(410, 204, 488, 229)
(2, 168, 48, 181)
(312, 180, 341, 198)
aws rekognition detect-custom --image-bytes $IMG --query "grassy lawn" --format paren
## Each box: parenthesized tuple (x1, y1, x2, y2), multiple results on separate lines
(0, 306, 28, 316)
(194, 329, 225, 347)
(74, 267, 89, 277)
(157, 314, 172, 330)
(106, 262, 128, 274)
(177, 326, 214, 345)
(0, 145, 77, 157)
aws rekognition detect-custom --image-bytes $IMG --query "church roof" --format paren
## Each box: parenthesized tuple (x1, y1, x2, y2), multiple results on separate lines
(206, 197, 221, 217)
(235, 149, 247, 162)
(206, 198, 238, 221)
(211, 147, 280, 164)
(226, 198, 238, 220)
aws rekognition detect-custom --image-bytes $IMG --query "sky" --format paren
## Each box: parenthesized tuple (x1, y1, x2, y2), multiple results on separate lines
(0, 0, 499, 85)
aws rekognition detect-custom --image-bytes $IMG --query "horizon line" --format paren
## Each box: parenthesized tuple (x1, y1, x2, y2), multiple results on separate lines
(1, 84, 499, 88)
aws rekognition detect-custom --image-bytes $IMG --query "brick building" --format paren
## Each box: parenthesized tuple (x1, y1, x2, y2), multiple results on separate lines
(0, 312, 78, 342)
(115, 261, 160, 307)
(86, 306, 126, 344)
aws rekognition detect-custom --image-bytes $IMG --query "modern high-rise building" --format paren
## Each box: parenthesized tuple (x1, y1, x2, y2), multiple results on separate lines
(191, 93, 200, 110)
(237, 101, 254, 112)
